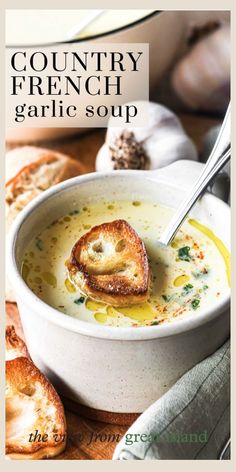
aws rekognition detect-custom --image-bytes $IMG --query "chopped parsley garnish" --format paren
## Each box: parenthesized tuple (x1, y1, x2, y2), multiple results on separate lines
(35, 237, 43, 251)
(69, 209, 79, 215)
(74, 296, 85, 305)
(192, 267, 209, 278)
(191, 298, 200, 310)
(162, 294, 174, 303)
(178, 246, 192, 262)
(47, 219, 57, 228)
(182, 284, 193, 295)
(203, 285, 209, 291)
(151, 321, 160, 326)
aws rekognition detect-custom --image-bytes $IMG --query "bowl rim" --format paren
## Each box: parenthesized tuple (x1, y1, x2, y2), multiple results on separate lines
(7, 170, 231, 341)
(6, 10, 161, 49)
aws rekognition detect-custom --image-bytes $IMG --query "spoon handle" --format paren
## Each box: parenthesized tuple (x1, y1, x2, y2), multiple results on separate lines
(66, 10, 104, 39)
(159, 104, 231, 246)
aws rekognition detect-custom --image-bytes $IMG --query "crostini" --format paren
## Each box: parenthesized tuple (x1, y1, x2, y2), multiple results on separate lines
(67, 219, 150, 307)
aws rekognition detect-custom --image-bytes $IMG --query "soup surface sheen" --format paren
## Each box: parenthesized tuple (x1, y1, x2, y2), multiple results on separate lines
(22, 200, 230, 327)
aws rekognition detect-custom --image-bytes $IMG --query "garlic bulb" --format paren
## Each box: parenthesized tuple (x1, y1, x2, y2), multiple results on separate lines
(171, 25, 230, 112)
(96, 101, 198, 172)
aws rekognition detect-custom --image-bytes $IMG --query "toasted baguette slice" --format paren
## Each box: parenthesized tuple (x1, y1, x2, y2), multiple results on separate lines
(5, 326, 66, 460)
(6, 146, 83, 228)
(67, 219, 150, 307)
(6, 146, 83, 302)
(5, 325, 30, 361)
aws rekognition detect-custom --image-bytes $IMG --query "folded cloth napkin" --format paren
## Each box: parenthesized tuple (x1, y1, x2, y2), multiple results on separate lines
(113, 340, 230, 460)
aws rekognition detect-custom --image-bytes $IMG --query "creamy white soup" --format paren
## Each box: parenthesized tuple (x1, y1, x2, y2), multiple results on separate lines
(22, 200, 230, 327)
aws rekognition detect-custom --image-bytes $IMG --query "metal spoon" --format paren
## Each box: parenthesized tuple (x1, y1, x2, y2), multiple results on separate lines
(66, 10, 105, 40)
(159, 103, 231, 246)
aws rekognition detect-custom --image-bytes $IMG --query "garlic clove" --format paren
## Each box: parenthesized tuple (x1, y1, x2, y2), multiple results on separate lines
(96, 101, 198, 172)
(146, 132, 198, 169)
(96, 144, 115, 172)
(171, 26, 230, 111)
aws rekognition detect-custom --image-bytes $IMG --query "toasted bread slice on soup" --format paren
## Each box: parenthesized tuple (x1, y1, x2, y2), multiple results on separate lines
(67, 219, 150, 307)
(5, 326, 66, 460)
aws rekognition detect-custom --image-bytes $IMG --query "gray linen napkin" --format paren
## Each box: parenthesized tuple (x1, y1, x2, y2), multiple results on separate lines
(113, 340, 230, 460)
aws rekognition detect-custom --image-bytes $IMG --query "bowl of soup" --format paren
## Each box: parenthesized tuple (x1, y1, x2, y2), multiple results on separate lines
(7, 160, 230, 414)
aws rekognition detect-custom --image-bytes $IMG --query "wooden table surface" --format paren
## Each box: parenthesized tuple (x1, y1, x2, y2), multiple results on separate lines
(6, 113, 220, 460)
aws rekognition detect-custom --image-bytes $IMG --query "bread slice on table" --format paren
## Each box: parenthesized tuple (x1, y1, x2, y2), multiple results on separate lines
(5, 326, 66, 460)
(6, 146, 83, 302)
(5, 325, 30, 361)
(67, 219, 150, 307)
(6, 146, 83, 228)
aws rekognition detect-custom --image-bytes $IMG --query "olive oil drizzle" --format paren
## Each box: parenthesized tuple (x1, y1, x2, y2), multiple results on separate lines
(189, 219, 230, 286)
